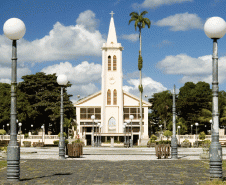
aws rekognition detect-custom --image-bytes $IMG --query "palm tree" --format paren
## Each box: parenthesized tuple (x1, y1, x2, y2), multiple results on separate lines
(129, 11, 151, 143)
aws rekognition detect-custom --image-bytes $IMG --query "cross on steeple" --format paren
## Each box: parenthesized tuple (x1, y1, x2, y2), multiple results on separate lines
(110, 11, 114, 18)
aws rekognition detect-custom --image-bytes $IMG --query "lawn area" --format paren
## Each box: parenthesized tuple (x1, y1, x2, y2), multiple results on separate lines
(0, 160, 7, 169)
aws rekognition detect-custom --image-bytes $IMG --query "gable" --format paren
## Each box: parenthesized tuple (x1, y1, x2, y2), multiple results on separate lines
(74, 91, 102, 107)
(123, 91, 151, 107)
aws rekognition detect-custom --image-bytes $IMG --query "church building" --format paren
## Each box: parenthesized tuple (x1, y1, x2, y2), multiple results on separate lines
(74, 12, 151, 146)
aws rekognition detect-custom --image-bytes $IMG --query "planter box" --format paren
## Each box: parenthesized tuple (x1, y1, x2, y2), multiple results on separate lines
(33, 142, 44, 147)
(23, 141, 31, 147)
(67, 143, 83, 158)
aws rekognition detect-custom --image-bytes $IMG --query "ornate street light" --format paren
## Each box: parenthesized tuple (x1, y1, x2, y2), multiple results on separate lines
(123, 123, 127, 145)
(57, 74, 68, 159)
(171, 85, 178, 159)
(191, 125, 193, 135)
(18, 123, 22, 146)
(97, 123, 101, 147)
(204, 16, 226, 179)
(91, 115, 95, 147)
(195, 122, 199, 141)
(159, 125, 162, 140)
(7, 123, 9, 135)
(3, 17, 26, 181)
(95, 121, 98, 147)
(99, 125, 102, 146)
(177, 125, 181, 145)
(129, 115, 134, 147)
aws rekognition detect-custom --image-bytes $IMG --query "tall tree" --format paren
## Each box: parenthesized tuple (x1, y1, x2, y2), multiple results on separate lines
(149, 90, 172, 130)
(18, 72, 76, 134)
(129, 11, 151, 139)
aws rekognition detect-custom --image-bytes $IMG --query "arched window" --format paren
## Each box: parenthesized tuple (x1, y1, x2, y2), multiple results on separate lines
(108, 56, 111, 71)
(113, 89, 117, 105)
(113, 55, 117, 71)
(107, 89, 111, 105)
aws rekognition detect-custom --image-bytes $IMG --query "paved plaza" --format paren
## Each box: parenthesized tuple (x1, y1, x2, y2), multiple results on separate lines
(0, 147, 226, 184)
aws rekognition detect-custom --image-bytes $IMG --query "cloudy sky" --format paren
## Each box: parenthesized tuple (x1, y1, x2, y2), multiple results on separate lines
(0, 0, 226, 102)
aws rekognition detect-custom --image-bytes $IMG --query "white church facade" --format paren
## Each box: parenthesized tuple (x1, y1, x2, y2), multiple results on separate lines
(74, 13, 151, 146)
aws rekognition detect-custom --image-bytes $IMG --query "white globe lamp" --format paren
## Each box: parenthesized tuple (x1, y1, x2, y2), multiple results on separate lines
(3, 18, 26, 40)
(204, 17, 226, 39)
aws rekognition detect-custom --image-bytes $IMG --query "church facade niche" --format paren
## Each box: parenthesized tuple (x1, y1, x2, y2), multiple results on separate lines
(108, 117, 116, 133)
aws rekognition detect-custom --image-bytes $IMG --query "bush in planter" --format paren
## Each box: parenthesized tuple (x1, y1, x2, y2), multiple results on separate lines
(0, 129, 6, 135)
(156, 140, 171, 145)
(24, 133, 29, 139)
(203, 139, 211, 148)
(58, 132, 67, 138)
(181, 139, 191, 148)
(199, 131, 206, 141)
(163, 130, 172, 140)
(53, 140, 69, 145)
(23, 141, 31, 147)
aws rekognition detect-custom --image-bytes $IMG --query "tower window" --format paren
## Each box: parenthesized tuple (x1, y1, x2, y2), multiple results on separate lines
(113, 55, 117, 71)
(108, 56, 111, 70)
(113, 89, 117, 105)
(107, 89, 111, 105)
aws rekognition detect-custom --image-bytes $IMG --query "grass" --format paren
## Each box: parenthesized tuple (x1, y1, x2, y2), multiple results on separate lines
(0, 160, 7, 169)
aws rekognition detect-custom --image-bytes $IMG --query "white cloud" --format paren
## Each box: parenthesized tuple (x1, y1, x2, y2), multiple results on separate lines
(76, 10, 100, 32)
(121, 34, 139, 42)
(155, 12, 203, 31)
(153, 40, 173, 48)
(123, 77, 167, 98)
(0, 66, 31, 84)
(133, 0, 193, 9)
(157, 54, 226, 84)
(41, 61, 102, 103)
(0, 10, 105, 65)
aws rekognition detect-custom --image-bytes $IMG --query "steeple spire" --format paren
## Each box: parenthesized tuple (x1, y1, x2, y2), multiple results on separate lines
(107, 11, 117, 45)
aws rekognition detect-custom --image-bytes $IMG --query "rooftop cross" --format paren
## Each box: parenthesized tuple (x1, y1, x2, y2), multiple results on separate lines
(110, 11, 114, 18)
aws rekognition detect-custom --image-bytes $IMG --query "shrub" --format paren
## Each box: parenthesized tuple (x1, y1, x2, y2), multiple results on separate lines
(0, 146, 7, 152)
(53, 140, 68, 145)
(199, 131, 206, 141)
(148, 135, 157, 143)
(23, 141, 31, 147)
(182, 139, 190, 144)
(58, 132, 67, 138)
(156, 140, 171, 145)
(203, 140, 211, 147)
(72, 139, 82, 143)
(0, 129, 6, 135)
(24, 133, 29, 138)
(163, 130, 172, 140)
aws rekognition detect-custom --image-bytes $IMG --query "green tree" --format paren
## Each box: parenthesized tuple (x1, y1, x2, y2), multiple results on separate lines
(149, 90, 172, 130)
(129, 11, 151, 137)
(177, 81, 211, 131)
(18, 72, 76, 134)
(163, 130, 172, 140)
(199, 131, 206, 141)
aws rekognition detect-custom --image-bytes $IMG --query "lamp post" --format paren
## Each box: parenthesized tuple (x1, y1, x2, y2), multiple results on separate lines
(7, 124, 9, 135)
(195, 122, 199, 141)
(18, 123, 22, 146)
(177, 126, 181, 145)
(159, 125, 162, 140)
(3, 18, 26, 181)
(129, 115, 134, 147)
(97, 123, 100, 147)
(191, 125, 193, 135)
(210, 119, 213, 134)
(171, 85, 178, 159)
(123, 123, 127, 145)
(204, 17, 226, 179)
(91, 115, 95, 147)
(31, 124, 33, 135)
(57, 74, 68, 159)
(99, 125, 102, 146)
(41, 125, 44, 144)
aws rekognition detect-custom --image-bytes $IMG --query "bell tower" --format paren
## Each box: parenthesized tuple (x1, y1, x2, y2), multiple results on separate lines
(101, 12, 124, 134)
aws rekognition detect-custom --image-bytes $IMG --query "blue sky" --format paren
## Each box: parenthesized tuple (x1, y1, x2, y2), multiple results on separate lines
(0, 0, 226, 102)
